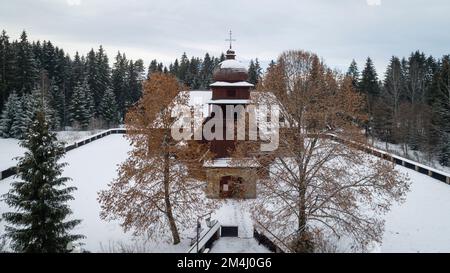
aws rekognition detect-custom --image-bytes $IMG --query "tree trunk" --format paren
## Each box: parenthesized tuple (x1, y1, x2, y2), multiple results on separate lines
(163, 141, 180, 245)
(298, 178, 307, 234)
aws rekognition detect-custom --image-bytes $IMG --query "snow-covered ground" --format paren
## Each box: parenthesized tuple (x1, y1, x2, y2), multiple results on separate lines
(1, 133, 450, 252)
(381, 167, 450, 252)
(213, 201, 254, 238)
(0, 138, 25, 171)
(210, 238, 271, 253)
(0, 130, 103, 171)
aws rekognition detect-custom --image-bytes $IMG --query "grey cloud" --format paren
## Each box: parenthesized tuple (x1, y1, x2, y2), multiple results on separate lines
(0, 0, 449, 75)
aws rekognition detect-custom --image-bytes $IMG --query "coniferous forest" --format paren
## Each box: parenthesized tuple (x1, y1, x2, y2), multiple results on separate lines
(0, 29, 448, 168)
(0, 30, 263, 134)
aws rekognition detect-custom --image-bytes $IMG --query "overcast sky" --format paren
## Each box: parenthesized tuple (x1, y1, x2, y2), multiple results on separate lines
(1, 0, 449, 75)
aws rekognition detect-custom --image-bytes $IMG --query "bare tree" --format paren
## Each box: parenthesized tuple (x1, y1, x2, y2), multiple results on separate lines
(98, 73, 215, 245)
(236, 50, 410, 252)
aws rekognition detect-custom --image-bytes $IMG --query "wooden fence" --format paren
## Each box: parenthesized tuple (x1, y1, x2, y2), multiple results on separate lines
(326, 134, 450, 185)
(2, 129, 449, 185)
(0, 128, 126, 180)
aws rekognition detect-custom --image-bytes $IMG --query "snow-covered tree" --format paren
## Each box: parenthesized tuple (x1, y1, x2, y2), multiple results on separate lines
(48, 81, 65, 129)
(2, 111, 84, 252)
(69, 80, 93, 129)
(0, 91, 19, 137)
(10, 94, 30, 139)
(98, 88, 118, 128)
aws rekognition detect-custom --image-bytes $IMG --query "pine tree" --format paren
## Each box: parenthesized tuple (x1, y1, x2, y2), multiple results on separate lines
(186, 56, 200, 89)
(170, 58, 180, 78)
(248, 59, 262, 85)
(94, 45, 111, 110)
(360, 57, 380, 97)
(98, 88, 118, 128)
(71, 52, 85, 92)
(13, 31, 38, 96)
(0, 91, 19, 137)
(178, 52, 189, 84)
(128, 59, 144, 104)
(111, 52, 128, 120)
(346, 59, 360, 89)
(200, 53, 214, 89)
(0, 30, 15, 113)
(69, 80, 92, 129)
(147, 59, 158, 80)
(378, 56, 404, 143)
(2, 111, 84, 252)
(48, 81, 64, 129)
(431, 55, 450, 166)
(85, 48, 106, 111)
(359, 57, 380, 136)
(219, 53, 225, 62)
(42, 41, 57, 80)
(10, 95, 30, 139)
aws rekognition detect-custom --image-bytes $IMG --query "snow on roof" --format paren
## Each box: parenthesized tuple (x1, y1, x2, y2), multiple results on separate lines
(203, 158, 260, 168)
(185, 90, 212, 106)
(219, 59, 247, 70)
(207, 99, 251, 105)
(210, 81, 254, 87)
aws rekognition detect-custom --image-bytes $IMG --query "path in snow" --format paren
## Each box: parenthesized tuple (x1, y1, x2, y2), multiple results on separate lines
(213, 201, 254, 238)
(210, 238, 271, 253)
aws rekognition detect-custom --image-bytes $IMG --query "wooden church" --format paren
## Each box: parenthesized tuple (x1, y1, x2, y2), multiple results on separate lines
(186, 43, 262, 199)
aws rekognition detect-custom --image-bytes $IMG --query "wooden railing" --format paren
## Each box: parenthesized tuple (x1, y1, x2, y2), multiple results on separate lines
(186, 220, 221, 253)
(2, 129, 449, 186)
(0, 128, 126, 180)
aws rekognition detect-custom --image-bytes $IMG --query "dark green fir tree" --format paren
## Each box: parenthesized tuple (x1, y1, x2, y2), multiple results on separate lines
(2, 111, 84, 252)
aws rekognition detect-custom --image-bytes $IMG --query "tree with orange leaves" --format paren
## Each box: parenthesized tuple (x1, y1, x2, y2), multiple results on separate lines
(236, 50, 410, 252)
(98, 73, 215, 245)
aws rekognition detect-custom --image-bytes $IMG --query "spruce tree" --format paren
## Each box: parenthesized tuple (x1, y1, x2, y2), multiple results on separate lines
(0, 30, 15, 112)
(170, 58, 180, 78)
(47, 82, 64, 129)
(111, 52, 128, 119)
(359, 57, 380, 136)
(432, 56, 450, 166)
(2, 111, 84, 252)
(248, 59, 262, 86)
(178, 52, 189, 84)
(13, 31, 38, 96)
(69, 80, 91, 129)
(360, 57, 380, 97)
(0, 91, 19, 137)
(10, 95, 30, 139)
(200, 53, 214, 89)
(98, 88, 118, 128)
(93, 46, 110, 110)
(346, 59, 360, 89)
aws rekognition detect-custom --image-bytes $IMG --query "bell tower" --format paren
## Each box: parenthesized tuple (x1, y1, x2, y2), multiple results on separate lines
(201, 35, 258, 199)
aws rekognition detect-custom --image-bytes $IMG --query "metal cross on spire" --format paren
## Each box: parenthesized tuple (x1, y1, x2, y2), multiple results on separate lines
(225, 30, 236, 49)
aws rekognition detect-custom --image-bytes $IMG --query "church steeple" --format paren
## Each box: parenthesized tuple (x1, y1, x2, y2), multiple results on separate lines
(225, 30, 236, 60)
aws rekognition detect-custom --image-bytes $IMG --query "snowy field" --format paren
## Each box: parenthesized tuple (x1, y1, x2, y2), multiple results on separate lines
(0, 130, 103, 171)
(1, 133, 450, 252)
